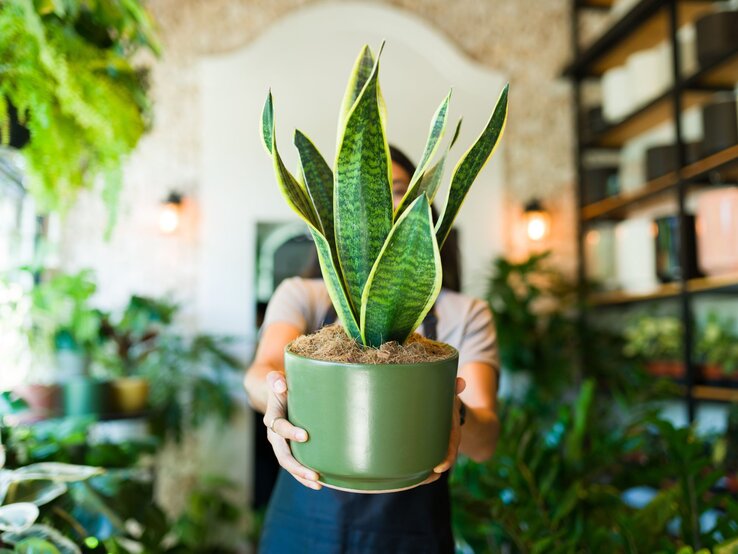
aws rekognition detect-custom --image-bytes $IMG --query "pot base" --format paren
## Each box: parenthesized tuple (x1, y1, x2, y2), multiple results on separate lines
(318, 470, 431, 494)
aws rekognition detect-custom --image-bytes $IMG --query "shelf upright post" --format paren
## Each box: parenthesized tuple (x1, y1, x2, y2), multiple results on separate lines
(667, 0, 697, 422)
(570, 0, 588, 380)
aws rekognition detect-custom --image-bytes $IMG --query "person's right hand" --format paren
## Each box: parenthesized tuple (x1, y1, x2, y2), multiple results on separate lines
(263, 371, 322, 490)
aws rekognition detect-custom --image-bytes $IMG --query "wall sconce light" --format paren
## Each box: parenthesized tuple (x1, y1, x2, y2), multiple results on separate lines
(524, 199, 550, 242)
(159, 192, 183, 234)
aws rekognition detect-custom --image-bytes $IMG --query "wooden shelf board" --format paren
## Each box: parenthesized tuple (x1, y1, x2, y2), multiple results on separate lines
(568, 0, 714, 76)
(589, 273, 738, 306)
(582, 145, 738, 221)
(590, 90, 713, 148)
(682, 144, 738, 182)
(578, 0, 614, 7)
(692, 385, 738, 403)
(582, 171, 677, 220)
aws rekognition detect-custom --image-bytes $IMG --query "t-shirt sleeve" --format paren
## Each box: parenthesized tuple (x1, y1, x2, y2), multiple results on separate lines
(458, 299, 500, 372)
(261, 277, 311, 333)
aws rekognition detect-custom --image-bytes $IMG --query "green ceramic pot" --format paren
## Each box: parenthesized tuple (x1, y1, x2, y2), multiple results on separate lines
(62, 378, 105, 417)
(284, 348, 459, 493)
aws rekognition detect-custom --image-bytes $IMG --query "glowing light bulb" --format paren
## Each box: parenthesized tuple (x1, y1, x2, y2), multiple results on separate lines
(523, 199, 550, 242)
(159, 192, 183, 234)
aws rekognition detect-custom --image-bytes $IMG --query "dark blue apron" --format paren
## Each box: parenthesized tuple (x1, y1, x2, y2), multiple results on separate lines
(259, 307, 454, 553)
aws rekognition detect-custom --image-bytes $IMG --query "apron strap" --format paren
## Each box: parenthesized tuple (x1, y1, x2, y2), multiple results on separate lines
(322, 305, 438, 341)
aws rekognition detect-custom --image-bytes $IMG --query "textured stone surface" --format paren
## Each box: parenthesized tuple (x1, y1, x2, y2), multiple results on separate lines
(59, 0, 577, 312)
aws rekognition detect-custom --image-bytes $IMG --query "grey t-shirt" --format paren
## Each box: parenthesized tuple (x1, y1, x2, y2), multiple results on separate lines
(263, 277, 499, 370)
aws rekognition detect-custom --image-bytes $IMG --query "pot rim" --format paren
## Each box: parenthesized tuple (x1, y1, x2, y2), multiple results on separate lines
(284, 343, 459, 369)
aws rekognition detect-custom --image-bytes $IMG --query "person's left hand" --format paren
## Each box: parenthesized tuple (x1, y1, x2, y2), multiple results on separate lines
(420, 376, 466, 486)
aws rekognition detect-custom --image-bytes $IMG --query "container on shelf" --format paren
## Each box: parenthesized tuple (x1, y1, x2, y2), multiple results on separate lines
(654, 214, 701, 283)
(646, 360, 686, 379)
(602, 66, 632, 123)
(62, 378, 107, 417)
(626, 47, 669, 108)
(696, 187, 738, 276)
(581, 106, 607, 144)
(644, 141, 702, 181)
(615, 217, 659, 293)
(678, 25, 698, 76)
(701, 95, 738, 158)
(109, 377, 149, 415)
(583, 167, 619, 204)
(13, 384, 61, 418)
(701, 364, 738, 384)
(619, 146, 646, 194)
(585, 222, 618, 291)
(695, 10, 738, 68)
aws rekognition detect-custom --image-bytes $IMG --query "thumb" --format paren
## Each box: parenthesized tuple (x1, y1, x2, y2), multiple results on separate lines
(267, 371, 287, 394)
(455, 377, 466, 395)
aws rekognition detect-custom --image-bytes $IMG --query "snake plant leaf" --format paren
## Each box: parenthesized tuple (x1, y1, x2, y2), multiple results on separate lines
(11, 464, 102, 482)
(261, 89, 274, 154)
(335, 46, 393, 314)
(395, 92, 451, 218)
(360, 195, 442, 347)
(294, 130, 334, 242)
(338, 45, 375, 137)
(436, 83, 509, 248)
(308, 228, 361, 341)
(396, 117, 463, 215)
(262, 93, 321, 228)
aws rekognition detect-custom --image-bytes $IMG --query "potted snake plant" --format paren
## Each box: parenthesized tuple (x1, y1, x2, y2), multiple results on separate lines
(261, 43, 508, 492)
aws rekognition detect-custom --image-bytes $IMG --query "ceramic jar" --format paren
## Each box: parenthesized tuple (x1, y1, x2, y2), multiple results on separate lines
(615, 217, 659, 293)
(696, 187, 738, 276)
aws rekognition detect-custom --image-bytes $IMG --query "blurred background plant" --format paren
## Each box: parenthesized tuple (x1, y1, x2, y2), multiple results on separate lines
(0, 0, 160, 228)
(451, 252, 738, 553)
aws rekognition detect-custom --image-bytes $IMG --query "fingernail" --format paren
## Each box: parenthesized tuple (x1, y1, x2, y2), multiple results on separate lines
(274, 380, 286, 393)
(305, 471, 317, 480)
(296, 430, 307, 441)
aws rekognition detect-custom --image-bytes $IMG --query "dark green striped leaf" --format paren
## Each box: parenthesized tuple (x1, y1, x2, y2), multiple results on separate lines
(436, 83, 509, 247)
(334, 47, 393, 314)
(262, 92, 319, 228)
(396, 117, 463, 214)
(294, 130, 334, 242)
(360, 196, 442, 347)
(308, 227, 361, 340)
(395, 92, 451, 218)
(338, 45, 375, 136)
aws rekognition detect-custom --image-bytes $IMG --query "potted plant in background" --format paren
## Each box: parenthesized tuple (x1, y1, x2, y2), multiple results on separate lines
(26, 270, 105, 417)
(696, 312, 738, 384)
(262, 42, 508, 491)
(623, 315, 685, 379)
(95, 295, 177, 416)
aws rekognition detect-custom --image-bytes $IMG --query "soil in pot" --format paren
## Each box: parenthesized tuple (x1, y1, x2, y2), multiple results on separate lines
(285, 325, 458, 493)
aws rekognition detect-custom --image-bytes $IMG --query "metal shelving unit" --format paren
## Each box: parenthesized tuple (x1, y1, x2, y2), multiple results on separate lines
(567, 0, 738, 419)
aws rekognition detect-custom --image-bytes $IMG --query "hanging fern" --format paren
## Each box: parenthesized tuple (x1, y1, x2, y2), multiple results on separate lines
(0, 0, 160, 228)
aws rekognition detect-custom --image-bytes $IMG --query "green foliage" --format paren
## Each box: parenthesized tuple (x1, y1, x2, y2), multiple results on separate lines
(624, 315, 683, 362)
(451, 382, 738, 553)
(263, 43, 509, 347)
(28, 269, 103, 363)
(696, 313, 738, 374)
(0, 0, 160, 224)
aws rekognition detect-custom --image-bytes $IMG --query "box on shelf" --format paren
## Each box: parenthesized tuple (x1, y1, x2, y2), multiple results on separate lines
(615, 217, 659, 293)
(696, 187, 738, 277)
(654, 214, 701, 283)
(583, 167, 619, 204)
(695, 10, 738, 68)
(701, 94, 738, 158)
(585, 222, 618, 291)
(645, 141, 702, 181)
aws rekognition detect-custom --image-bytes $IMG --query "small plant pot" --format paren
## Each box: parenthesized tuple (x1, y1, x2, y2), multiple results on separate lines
(109, 377, 149, 415)
(645, 360, 685, 379)
(62, 378, 106, 417)
(284, 349, 458, 493)
(701, 364, 738, 384)
(13, 384, 61, 418)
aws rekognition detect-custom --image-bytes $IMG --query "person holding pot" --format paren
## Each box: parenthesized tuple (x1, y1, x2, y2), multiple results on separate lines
(244, 145, 500, 552)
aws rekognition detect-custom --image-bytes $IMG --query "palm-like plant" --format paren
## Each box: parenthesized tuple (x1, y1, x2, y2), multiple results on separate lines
(262, 43, 508, 347)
